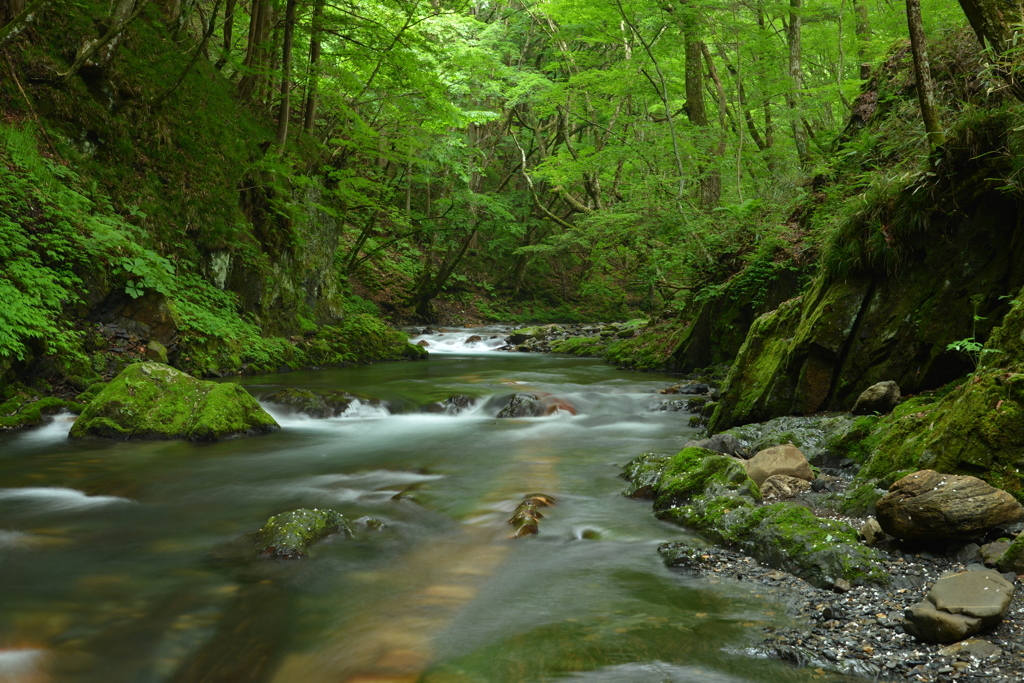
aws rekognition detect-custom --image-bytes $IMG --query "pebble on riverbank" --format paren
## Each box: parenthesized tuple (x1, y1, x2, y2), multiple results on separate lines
(659, 542, 1024, 682)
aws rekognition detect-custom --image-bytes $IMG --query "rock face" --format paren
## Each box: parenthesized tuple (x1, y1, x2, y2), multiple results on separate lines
(852, 380, 901, 415)
(263, 388, 333, 418)
(875, 470, 1024, 541)
(70, 362, 279, 441)
(255, 508, 353, 559)
(904, 570, 1015, 643)
(745, 444, 814, 486)
(761, 474, 812, 500)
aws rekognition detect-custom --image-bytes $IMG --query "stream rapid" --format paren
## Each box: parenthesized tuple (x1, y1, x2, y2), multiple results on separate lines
(0, 327, 860, 683)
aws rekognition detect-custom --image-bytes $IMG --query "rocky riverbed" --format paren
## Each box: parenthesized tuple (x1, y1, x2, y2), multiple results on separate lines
(660, 541, 1024, 682)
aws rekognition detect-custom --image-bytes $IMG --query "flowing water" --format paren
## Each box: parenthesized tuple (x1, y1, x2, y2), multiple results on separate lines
(0, 328, 860, 683)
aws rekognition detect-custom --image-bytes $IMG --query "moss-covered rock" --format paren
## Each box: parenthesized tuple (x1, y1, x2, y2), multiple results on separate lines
(262, 388, 333, 418)
(624, 446, 886, 589)
(0, 383, 83, 431)
(845, 371, 1024, 501)
(254, 508, 354, 559)
(996, 534, 1024, 574)
(654, 450, 761, 510)
(550, 336, 608, 357)
(70, 362, 278, 441)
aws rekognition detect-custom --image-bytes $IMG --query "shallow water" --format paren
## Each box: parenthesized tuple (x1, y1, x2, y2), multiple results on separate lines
(0, 331, 863, 683)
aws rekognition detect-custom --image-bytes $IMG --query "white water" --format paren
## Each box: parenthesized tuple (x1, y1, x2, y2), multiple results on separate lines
(407, 326, 511, 354)
(6, 411, 76, 448)
(0, 487, 134, 511)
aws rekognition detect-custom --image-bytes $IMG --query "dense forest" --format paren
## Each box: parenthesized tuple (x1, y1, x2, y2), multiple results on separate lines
(3, 0, 1024, 406)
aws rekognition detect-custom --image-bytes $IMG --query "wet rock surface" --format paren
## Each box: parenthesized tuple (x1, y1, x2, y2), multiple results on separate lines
(876, 470, 1024, 541)
(658, 542, 1024, 681)
(852, 380, 901, 415)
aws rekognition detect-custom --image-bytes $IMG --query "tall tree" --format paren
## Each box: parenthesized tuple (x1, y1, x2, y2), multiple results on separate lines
(302, 0, 323, 134)
(786, 0, 809, 165)
(907, 0, 945, 148)
(276, 0, 298, 147)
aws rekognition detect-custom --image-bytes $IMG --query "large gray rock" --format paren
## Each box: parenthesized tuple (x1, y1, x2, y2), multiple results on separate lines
(852, 380, 901, 415)
(745, 444, 813, 486)
(876, 470, 1024, 541)
(904, 569, 1014, 643)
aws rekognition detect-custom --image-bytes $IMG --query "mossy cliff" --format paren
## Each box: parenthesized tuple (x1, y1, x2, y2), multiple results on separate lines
(70, 362, 278, 441)
(605, 266, 802, 373)
(623, 448, 887, 588)
(709, 114, 1024, 433)
(825, 293, 1024, 505)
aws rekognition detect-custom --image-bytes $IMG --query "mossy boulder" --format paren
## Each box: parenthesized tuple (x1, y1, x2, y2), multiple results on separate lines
(843, 371, 1024, 501)
(654, 449, 761, 510)
(254, 508, 354, 559)
(70, 362, 279, 441)
(624, 447, 887, 589)
(262, 388, 333, 418)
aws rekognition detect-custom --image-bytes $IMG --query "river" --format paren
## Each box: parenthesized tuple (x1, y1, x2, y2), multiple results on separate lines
(0, 327, 858, 683)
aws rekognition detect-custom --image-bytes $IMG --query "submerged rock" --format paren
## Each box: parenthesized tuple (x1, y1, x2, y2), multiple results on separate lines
(444, 395, 475, 414)
(904, 569, 1014, 643)
(255, 508, 354, 559)
(262, 388, 333, 418)
(875, 470, 1024, 541)
(509, 494, 555, 537)
(851, 380, 901, 415)
(70, 362, 278, 441)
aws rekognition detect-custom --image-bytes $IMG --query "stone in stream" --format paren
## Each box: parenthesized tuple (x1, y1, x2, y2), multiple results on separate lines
(70, 362, 279, 441)
(255, 508, 354, 559)
(509, 494, 555, 537)
(875, 470, 1024, 541)
(744, 444, 813, 487)
(444, 395, 475, 414)
(262, 388, 333, 418)
(851, 380, 901, 415)
(903, 569, 1014, 643)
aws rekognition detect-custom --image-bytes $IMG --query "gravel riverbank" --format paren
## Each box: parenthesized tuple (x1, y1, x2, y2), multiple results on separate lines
(661, 537, 1024, 681)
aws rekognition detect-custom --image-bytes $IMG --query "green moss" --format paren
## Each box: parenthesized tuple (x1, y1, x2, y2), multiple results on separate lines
(70, 362, 278, 441)
(604, 319, 690, 371)
(850, 369, 1024, 500)
(840, 480, 886, 516)
(550, 336, 608, 357)
(0, 384, 82, 430)
(654, 449, 760, 510)
(75, 381, 109, 404)
(620, 453, 671, 498)
(254, 508, 354, 559)
(996, 534, 1024, 573)
(262, 388, 332, 418)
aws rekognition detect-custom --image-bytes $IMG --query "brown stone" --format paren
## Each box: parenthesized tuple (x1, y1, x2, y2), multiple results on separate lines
(852, 380, 901, 415)
(876, 470, 1024, 541)
(904, 570, 1014, 643)
(760, 474, 812, 500)
(745, 444, 813, 486)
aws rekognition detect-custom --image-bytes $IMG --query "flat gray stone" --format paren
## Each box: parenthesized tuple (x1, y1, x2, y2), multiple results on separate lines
(904, 569, 1014, 643)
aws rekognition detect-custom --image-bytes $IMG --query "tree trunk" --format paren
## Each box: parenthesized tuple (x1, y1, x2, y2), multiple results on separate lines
(275, 0, 297, 148)
(0, 0, 48, 49)
(60, 0, 151, 79)
(214, 0, 235, 69)
(237, 0, 269, 101)
(786, 0, 809, 165)
(302, 0, 323, 133)
(853, 0, 871, 70)
(956, 0, 1021, 51)
(906, 0, 945, 148)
